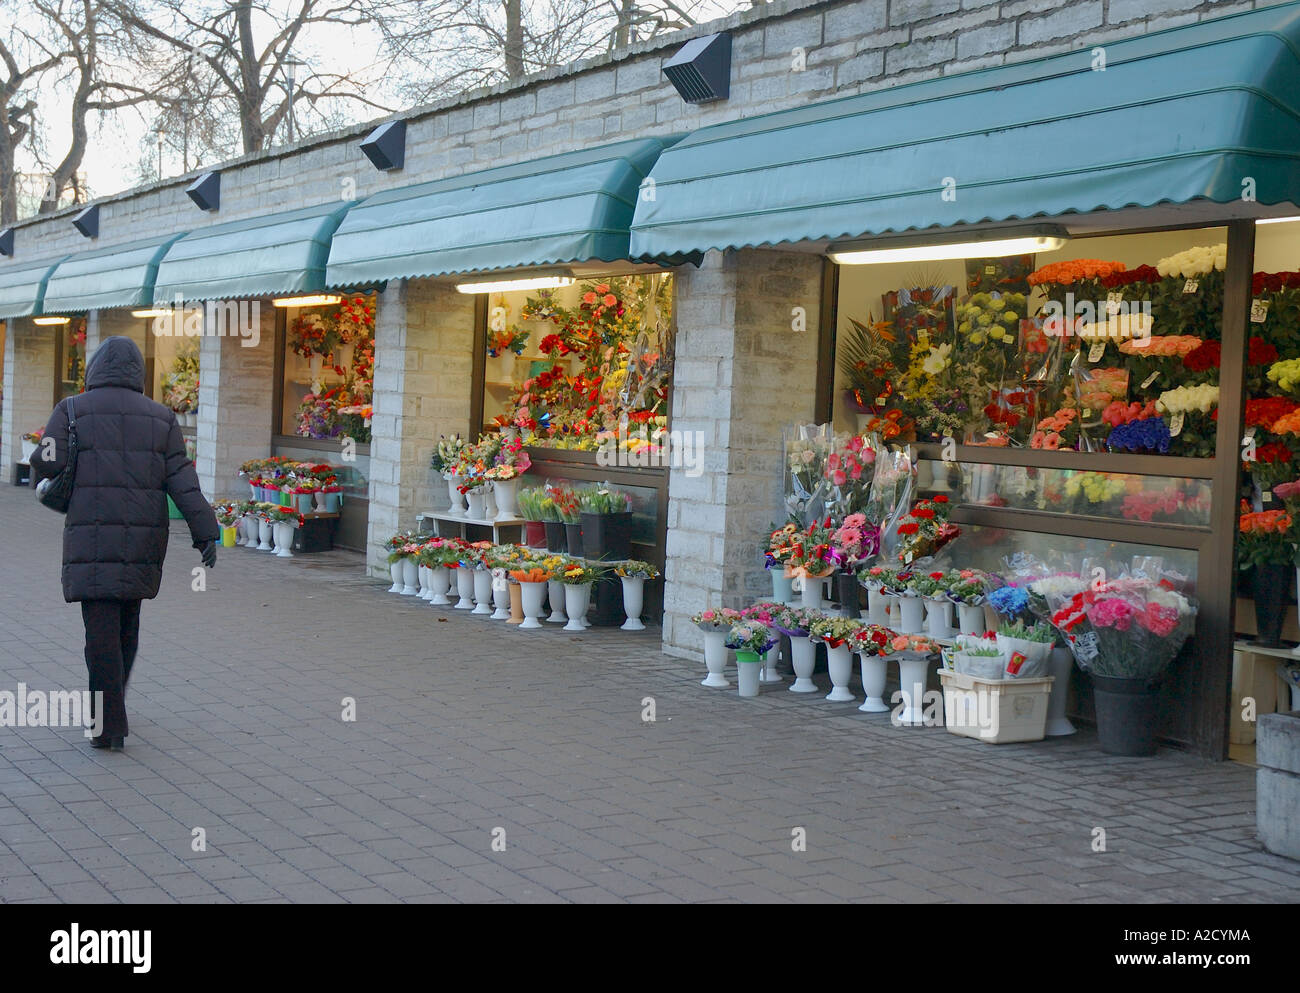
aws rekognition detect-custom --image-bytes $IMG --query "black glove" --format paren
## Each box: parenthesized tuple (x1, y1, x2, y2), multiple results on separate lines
(199, 540, 217, 569)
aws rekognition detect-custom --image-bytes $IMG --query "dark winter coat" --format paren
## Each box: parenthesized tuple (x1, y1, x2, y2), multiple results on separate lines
(33, 335, 219, 602)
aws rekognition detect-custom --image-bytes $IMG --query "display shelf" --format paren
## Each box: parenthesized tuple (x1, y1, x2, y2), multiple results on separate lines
(1230, 641, 1299, 745)
(418, 511, 526, 544)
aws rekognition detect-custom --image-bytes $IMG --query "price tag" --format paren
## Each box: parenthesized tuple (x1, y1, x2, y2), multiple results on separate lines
(1106, 291, 1123, 315)
(1263, 490, 1274, 504)
(904, 551, 914, 565)
(1251, 298, 1270, 323)
(1005, 651, 1028, 676)
(1074, 630, 1100, 663)
(1169, 412, 1185, 437)
(917, 328, 930, 344)
(984, 265, 997, 275)
(1246, 425, 1257, 439)
(1088, 340, 1106, 363)
(875, 396, 888, 406)
(1183, 279, 1199, 294)
(1141, 371, 1159, 389)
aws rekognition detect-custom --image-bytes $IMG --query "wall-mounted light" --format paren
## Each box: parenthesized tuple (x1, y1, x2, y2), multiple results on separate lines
(0, 227, 13, 256)
(131, 308, 172, 318)
(1256, 215, 1300, 225)
(360, 120, 406, 172)
(34, 316, 71, 325)
(454, 274, 575, 294)
(663, 32, 731, 104)
(186, 171, 220, 212)
(271, 294, 341, 307)
(829, 225, 1070, 266)
(72, 204, 99, 239)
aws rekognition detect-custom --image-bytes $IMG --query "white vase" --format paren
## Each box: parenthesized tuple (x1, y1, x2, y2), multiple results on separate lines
(798, 575, 827, 610)
(491, 575, 511, 620)
(487, 351, 516, 382)
(789, 635, 817, 693)
(866, 585, 889, 625)
(771, 570, 794, 605)
(925, 598, 954, 639)
(759, 646, 783, 684)
(546, 579, 568, 623)
(257, 519, 273, 551)
(430, 566, 452, 605)
(896, 656, 929, 725)
(483, 484, 498, 521)
(273, 521, 295, 557)
(418, 564, 432, 599)
(334, 342, 354, 369)
(620, 576, 645, 631)
(493, 477, 520, 521)
(563, 585, 587, 632)
(702, 630, 730, 687)
(472, 570, 494, 614)
(309, 353, 323, 383)
(244, 517, 259, 547)
(825, 643, 855, 702)
(897, 596, 925, 635)
(388, 559, 404, 592)
(454, 568, 475, 609)
(858, 654, 890, 712)
(520, 581, 547, 629)
(957, 603, 986, 637)
(576, 583, 592, 628)
(446, 476, 467, 516)
(401, 558, 419, 595)
(235, 517, 250, 546)
(1044, 645, 1077, 736)
(20, 438, 37, 462)
(465, 489, 486, 521)
(736, 656, 761, 698)
(315, 491, 328, 512)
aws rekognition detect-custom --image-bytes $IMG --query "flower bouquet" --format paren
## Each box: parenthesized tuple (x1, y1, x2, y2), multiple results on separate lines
(1049, 576, 1197, 679)
(692, 607, 744, 632)
(994, 619, 1055, 677)
(952, 637, 1007, 680)
(765, 522, 801, 571)
(894, 495, 958, 566)
(824, 434, 877, 519)
(783, 423, 835, 525)
(725, 621, 777, 656)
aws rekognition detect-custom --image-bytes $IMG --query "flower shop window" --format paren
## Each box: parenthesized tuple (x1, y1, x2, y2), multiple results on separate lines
(54, 317, 88, 400)
(277, 293, 376, 447)
(476, 273, 674, 449)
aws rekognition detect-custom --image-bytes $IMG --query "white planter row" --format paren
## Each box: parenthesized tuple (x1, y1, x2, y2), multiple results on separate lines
(233, 514, 297, 557)
(386, 560, 649, 632)
(441, 475, 521, 522)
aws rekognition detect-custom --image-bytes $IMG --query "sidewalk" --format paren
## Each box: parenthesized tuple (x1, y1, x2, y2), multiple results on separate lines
(0, 483, 1296, 903)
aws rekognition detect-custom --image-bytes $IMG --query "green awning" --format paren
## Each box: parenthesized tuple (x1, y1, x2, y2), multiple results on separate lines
(630, 2, 1300, 256)
(42, 233, 188, 313)
(0, 256, 67, 320)
(326, 137, 678, 285)
(154, 200, 354, 301)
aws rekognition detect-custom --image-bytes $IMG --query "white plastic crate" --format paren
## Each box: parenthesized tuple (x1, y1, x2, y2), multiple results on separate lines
(939, 669, 1054, 744)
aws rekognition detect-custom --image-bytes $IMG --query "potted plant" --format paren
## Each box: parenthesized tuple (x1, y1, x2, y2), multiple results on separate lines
(909, 570, 955, 638)
(994, 619, 1055, 677)
(268, 506, 304, 559)
(952, 637, 1007, 680)
(515, 487, 549, 548)
(947, 569, 991, 636)
(1048, 576, 1198, 755)
(741, 602, 788, 683)
(808, 614, 862, 702)
(432, 435, 468, 516)
(725, 621, 776, 698)
(484, 437, 532, 521)
(614, 560, 659, 631)
(773, 606, 820, 692)
(852, 624, 895, 713)
(255, 505, 275, 551)
(559, 559, 606, 632)
(536, 493, 565, 553)
(419, 540, 455, 605)
(578, 484, 633, 560)
(692, 608, 744, 687)
(508, 565, 552, 629)
(382, 531, 414, 591)
(293, 482, 319, 515)
(1238, 508, 1295, 647)
(892, 572, 926, 634)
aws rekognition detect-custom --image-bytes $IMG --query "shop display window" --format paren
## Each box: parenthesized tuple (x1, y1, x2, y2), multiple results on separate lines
(278, 293, 376, 444)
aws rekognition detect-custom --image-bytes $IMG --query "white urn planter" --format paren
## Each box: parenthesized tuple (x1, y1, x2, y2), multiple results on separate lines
(857, 653, 890, 712)
(465, 489, 486, 521)
(257, 519, 274, 551)
(771, 570, 794, 605)
(490, 573, 511, 620)
(797, 575, 829, 610)
(897, 595, 925, 635)
(446, 475, 467, 516)
(388, 559, 404, 592)
(334, 342, 354, 369)
(493, 477, 520, 521)
(429, 566, 452, 605)
(273, 521, 295, 558)
(308, 353, 323, 385)
(895, 655, 930, 725)
(865, 584, 889, 625)
(400, 558, 419, 595)
(418, 564, 432, 600)
(789, 635, 817, 693)
(546, 579, 568, 623)
(620, 576, 646, 631)
(759, 647, 783, 684)
(20, 437, 37, 463)
(824, 643, 856, 702)
(957, 603, 986, 637)
(454, 568, 475, 609)
(702, 630, 730, 687)
(925, 598, 954, 639)
(520, 581, 547, 629)
(472, 570, 494, 615)
(563, 585, 588, 632)
(736, 654, 762, 698)
(1044, 645, 1077, 736)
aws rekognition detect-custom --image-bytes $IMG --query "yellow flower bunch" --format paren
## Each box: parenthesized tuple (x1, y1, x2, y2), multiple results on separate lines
(1064, 471, 1126, 503)
(1267, 357, 1300, 395)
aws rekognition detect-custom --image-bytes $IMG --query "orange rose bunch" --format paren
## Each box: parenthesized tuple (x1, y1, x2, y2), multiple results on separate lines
(1118, 335, 1203, 357)
(1028, 259, 1127, 286)
(1240, 510, 1292, 535)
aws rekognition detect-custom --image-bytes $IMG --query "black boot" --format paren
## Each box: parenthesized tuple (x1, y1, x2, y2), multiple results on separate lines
(91, 735, 125, 751)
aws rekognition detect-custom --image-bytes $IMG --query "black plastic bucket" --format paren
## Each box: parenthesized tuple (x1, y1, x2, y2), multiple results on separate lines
(1092, 674, 1162, 756)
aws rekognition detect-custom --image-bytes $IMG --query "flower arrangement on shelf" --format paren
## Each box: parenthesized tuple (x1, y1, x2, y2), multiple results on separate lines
(806, 614, 862, 647)
(431, 435, 468, 475)
(548, 485, 582, 524)
(487, 324, 530, 359)
(160, 342, 200, 413)
(1237, 506, 1297, 571)
(765, 522, 800, 570)
(615, 560, 659, 580)
(22, 427, 43, 443)
(1030, 407, 1080, 450)
(894, 496, 957, 565)
(784, 518, 837, 579)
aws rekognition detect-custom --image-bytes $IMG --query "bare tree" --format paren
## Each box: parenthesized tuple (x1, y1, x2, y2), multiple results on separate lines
(0, 3, 63, 223)
(110, 0, 394, 154)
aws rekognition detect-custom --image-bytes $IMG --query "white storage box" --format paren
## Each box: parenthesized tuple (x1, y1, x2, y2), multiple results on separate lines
(939, 669, 1054, 744)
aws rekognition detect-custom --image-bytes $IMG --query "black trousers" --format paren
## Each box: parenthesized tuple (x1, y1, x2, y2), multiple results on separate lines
(80, 599, 142, 739)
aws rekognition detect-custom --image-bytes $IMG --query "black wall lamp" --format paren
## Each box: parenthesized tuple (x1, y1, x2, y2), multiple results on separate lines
(72, 204, 99, 239)
(187, 171, 221, 212)
(663, 32, 731, 104)
(0, 228, 13, 256)
(360, 120, 406, 172)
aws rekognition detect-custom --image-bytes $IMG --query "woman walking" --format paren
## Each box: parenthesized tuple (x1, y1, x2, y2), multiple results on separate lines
(32, 336, 219, 751)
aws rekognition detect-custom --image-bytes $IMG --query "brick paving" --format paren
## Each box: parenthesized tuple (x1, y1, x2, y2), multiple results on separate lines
(0, 485, 1297, 904)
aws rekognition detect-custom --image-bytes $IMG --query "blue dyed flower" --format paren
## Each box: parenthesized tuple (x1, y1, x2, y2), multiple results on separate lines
(988, 584, 1028, 617)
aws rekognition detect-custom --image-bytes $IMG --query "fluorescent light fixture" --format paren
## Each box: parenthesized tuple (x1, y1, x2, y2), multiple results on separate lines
(455, 275, 574, 294)
(271, 294, 341, 308)
(829, 225, 1069, 266)
(33, 316, 70, 325)
(131, 308, 171, 318)
(1256, 215, 1300, 225)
